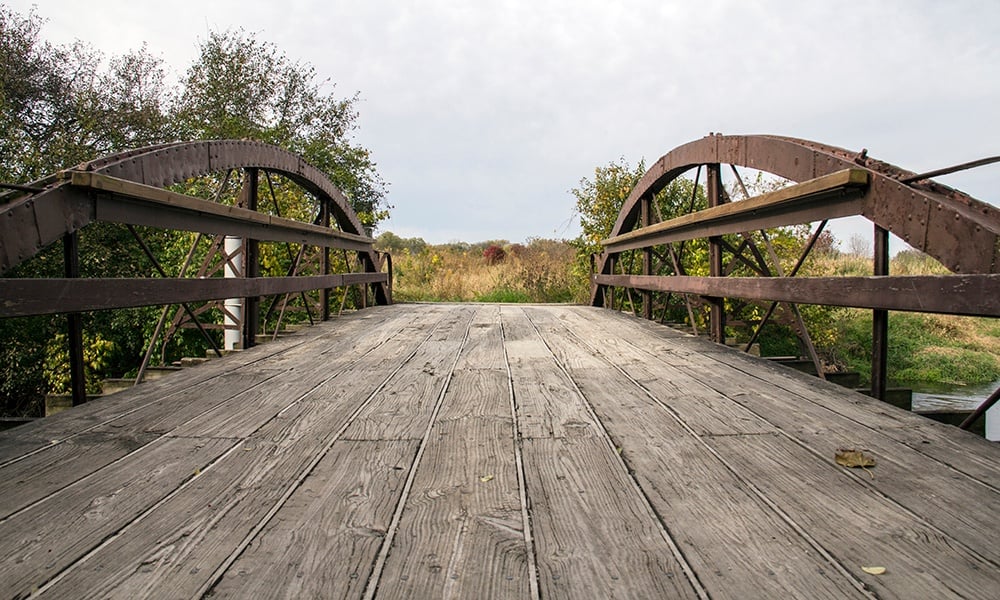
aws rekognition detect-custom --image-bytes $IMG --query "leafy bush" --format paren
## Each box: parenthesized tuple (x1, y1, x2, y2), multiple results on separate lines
(483, 245, 506, 265)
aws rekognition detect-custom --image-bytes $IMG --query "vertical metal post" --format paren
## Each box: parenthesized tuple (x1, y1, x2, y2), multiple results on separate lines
(872, 225, 890, 401)
(706, 164, 725, 344)
(641, 194, 653, 320)
(320, 200, 331, 321)
(63, 232, 86, 406)
(604, 254, 618, 310)
(242, 169, 260, 349)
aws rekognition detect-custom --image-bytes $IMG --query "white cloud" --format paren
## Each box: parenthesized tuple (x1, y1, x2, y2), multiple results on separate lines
(8, 0, 998, 245)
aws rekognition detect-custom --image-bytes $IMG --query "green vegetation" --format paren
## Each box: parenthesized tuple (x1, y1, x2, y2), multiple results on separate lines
(832, 311, 1000, 385)
(0, 5, 388, 417)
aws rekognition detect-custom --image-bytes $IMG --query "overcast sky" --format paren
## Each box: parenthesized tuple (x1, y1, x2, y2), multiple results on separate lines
(10, 0, 999, 248)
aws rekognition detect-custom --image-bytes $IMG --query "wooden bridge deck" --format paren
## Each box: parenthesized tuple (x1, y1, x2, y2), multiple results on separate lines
(1, 303, 998, 599)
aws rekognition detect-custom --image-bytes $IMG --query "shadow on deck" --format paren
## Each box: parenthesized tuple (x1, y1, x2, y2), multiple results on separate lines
(1, 304, 998, 599)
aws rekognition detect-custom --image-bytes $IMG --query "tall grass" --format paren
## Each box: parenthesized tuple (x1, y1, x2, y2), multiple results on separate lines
(384, 239, 588, 304)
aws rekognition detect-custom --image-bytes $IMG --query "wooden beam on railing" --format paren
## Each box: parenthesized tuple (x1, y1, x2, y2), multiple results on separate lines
(592, 273, 1000, 317)
(602, 169, 869, 253)
(67, 171, 374, 252)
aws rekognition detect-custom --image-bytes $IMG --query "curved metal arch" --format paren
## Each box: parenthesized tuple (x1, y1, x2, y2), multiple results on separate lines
(80, 140, 368, 237)
(0, 140, 383, 287)
(603, 134, 1000, 276)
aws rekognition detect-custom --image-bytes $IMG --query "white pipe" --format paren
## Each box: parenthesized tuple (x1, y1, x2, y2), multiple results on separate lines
(223, 236, 243, 350)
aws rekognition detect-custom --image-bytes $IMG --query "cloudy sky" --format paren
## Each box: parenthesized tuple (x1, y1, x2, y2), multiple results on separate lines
(10, 0, 999, 248)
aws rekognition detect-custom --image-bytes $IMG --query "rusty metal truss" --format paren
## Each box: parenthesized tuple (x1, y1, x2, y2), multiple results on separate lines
(591, 134, 999, 427)
(0, 140, 392, 405)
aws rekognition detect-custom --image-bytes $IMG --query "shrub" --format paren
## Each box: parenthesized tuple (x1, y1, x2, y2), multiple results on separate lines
(483, 245, 506, 265)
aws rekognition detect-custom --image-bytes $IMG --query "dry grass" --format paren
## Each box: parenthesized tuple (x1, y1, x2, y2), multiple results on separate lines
(385, 239, 588, 304)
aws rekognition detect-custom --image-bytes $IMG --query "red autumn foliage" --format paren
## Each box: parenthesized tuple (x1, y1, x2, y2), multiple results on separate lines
(483, 245, 506, 265)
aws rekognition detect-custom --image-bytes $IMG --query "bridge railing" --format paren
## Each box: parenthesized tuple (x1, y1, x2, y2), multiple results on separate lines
(0, 141, 392, 407)
(591, 135, 1000, 431)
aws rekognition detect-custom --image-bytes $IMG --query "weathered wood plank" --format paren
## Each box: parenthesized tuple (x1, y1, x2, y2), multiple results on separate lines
(27, 307, 454, 598)
(376, 417, 528, 599)
(502, 307, 595, 440)
(2, 303, 998, 600)
(168, 308, 431, 439)
(712, 433, 999, 600)
(0, 436, 235, 599)
(0, 307, 397, 464)
(570, 307, 1000, 565)
(0, 307, 427, 517)
(523, 307, 863, 598)
(554, 366, 863, 597)
(0, 430, 158, 518)
(537, 306, 773, 436)
(455, 304, 506, 370)
(370, 306, 530, 597)
(207, 439, 417, 600)
(523, 436, 699, 599)
(579, 306, 1000, 476)
(60, 440, 416, 600)
(341, 307, 474, 441)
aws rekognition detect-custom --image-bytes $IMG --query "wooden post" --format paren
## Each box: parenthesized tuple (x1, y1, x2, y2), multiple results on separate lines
(241, 169, 260, 349)
(872, 225, 890, 401)
(641, 194, 653, 320)
(63, 232, 86, 406)
(706, 164, 725, 344)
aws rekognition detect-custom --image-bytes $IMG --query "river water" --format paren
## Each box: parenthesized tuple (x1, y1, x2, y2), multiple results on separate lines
(907, 378, 1000, 412)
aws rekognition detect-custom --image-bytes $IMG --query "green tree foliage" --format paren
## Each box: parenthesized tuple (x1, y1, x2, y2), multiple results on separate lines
(570, 157, 707, 284)
(175, 30, 388, 228)
(0, 6, 389, 416)
(571, 157, 647, 259)
(375, 232, 429, 255)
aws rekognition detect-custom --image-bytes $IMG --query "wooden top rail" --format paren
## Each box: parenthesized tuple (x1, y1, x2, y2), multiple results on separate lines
(69, 171, 374, 252)
(602, 169, 870, 253)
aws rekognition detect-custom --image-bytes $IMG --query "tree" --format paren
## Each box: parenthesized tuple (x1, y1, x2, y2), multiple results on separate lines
(174, 30, 389, 229)
(0, 8, 391, 417)
(571, 157, 647, 260)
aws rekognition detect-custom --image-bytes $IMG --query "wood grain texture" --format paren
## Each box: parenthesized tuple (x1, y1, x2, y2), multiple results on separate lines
(35, 338, 434, 599)
(340, 344, 460, 441)
(502, 307, 594, 440)
(205, 440, 416, 600)
(0, 307, 392, 464)
(572, 306, 1000, 565)
(712, 433, 999, 600)
(1, 303, 998, 599)
(522, 436, 699, 599)
(20, 307, 449, 599)
(0, 430, 158, 518)
(528, 306, 774, 436)
(455, 304, 506, 370)
(0, 436, 235, 599)
(376, 419, 528, 599)
(556, 368, 861, 598)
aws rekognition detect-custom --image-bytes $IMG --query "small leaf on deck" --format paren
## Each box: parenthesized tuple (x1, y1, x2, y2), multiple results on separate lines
(479, 474, 494, 483)
(835, 448, 876, 468)
(862, 566, 886, 575)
